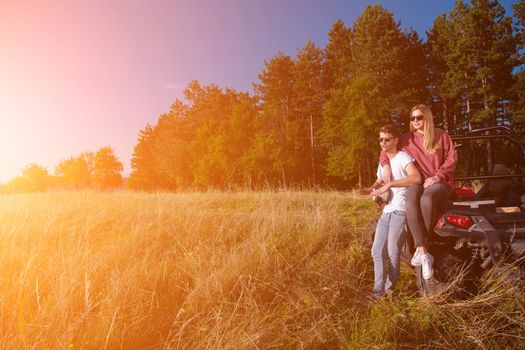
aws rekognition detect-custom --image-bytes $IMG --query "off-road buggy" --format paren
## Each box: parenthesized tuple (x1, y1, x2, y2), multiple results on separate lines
(412, 126, 525, 295)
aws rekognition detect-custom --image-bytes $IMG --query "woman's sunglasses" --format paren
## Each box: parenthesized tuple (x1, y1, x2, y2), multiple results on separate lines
(410, 115, 424, 121)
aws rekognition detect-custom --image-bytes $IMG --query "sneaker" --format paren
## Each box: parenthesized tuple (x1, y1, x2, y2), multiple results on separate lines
(420, 253, 434, 280)
(411, 250, 422, 266)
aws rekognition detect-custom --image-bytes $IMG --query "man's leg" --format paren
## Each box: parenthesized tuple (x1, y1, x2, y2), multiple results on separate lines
(371, 212, 390, 294)
(385, 210, 407, 292)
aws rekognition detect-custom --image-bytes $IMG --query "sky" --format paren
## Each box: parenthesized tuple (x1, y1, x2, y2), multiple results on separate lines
(0, 0, 518, 183)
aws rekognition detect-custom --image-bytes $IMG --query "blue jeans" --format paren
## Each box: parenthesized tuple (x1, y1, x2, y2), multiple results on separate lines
(371, 210, 407, 294)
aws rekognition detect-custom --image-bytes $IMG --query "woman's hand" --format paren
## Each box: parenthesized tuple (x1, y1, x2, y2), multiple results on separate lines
(423, 176, 440, 188)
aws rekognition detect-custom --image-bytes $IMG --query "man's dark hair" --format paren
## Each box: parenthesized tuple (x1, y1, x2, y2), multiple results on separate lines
(379, 124, 400, 139)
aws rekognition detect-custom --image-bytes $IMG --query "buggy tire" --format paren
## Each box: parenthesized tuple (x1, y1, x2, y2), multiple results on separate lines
(415, 244, 479, 297)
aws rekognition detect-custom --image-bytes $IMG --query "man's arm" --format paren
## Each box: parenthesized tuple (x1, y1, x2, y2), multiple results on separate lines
(389, 162, 421, 187)
(372, 162, 421, 195)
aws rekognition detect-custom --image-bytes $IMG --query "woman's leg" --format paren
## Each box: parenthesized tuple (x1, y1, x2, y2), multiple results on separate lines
(420, 183, 451, 235)
(406, 184, 427, 248)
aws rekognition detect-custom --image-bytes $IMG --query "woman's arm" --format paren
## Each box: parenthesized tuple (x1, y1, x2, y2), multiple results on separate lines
(434, 131, 456, 183)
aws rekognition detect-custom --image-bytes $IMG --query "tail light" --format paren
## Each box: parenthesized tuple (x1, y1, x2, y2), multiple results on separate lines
(444, 214, 473, 229)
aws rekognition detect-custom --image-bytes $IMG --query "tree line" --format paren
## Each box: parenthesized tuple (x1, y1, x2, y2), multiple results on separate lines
(0, 147, 123, 194)
(3, 1, 525, 193)
(127, 1, 525, 191)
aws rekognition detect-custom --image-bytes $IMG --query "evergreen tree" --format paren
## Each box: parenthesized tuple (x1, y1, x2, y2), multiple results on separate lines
(187, 85, 256, 188)
(427, 14, 461, 130)
(322, 77, 384, 185)
(152, 100, 192, 190)
(128, 124, 160, 190)
(92, 147, 123, 190)
(513, 0, 525, 134)
(293, 39, 326, 184)
(253, 53, 298, 185)
(323, 19, 353, 90)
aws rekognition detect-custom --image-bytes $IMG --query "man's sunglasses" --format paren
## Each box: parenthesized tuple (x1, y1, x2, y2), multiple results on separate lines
(378, 137, 393, 143)
(410, 115, 424, 121)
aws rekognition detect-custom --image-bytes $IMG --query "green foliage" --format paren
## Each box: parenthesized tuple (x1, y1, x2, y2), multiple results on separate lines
(438, 0, 517, 128)
(92, 147, 123, 190)
(253, 53, 299, 185)
(322, 78, 384, 184)
(55, 153, 93, 189)
(324, 19, 353, 90)
(322, 5, 428, 186)
(7, 164, 50, 193)
(294, 40, 327, 184)
(513, 0, 525, 136)
(127, 125, 161, 191)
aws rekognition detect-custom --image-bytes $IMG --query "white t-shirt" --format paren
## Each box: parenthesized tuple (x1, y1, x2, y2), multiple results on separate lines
(376, 151, 415, 213)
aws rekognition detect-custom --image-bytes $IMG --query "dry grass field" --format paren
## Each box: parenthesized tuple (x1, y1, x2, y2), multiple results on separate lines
(0, 191, 523, 349)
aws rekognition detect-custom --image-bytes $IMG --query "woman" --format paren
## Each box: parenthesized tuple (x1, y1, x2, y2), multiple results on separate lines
(376, 104, 456, 280)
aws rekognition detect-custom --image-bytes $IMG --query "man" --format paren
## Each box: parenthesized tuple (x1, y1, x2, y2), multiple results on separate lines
(359, 124, 421, 298)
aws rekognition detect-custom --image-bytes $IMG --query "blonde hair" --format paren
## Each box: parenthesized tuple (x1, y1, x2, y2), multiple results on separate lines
(410, 104, 440, 155)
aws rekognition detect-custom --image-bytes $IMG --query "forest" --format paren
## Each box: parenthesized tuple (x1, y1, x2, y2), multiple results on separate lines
(3, 0, 525, 193)
(127, 0, 525, 190)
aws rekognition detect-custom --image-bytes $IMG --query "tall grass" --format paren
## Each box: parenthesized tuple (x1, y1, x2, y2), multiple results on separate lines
(0, 191, 523, 349)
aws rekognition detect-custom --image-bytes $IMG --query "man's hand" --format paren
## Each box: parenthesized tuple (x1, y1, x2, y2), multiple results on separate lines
(382, 164, 392, 183)
(371, 183, 391, 196)
(358, 188, 372, 195)
(423, 176, 440, 188)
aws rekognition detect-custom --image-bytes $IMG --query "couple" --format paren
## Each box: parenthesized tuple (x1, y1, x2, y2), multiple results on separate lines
(360, 104, 456, 298)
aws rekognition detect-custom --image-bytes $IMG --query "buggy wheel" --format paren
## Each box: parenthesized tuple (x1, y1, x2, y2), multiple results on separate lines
(415, 244, 478, 297)
(415, 265, 442, 296)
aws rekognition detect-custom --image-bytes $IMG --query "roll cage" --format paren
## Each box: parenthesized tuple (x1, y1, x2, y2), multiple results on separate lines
(451, 126, 525, 182)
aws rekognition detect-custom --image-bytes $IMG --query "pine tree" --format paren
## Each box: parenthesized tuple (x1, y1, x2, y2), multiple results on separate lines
(252, 53, 298, 186)
(127, 124, 160, 191)
(427, 14, 459, 131)
(92, 147, 123, 190)
(151, 100, 192, 190)
(293, 39, 326, 185)
(324, 19, 353, 90)
(513, 0, 525, 135)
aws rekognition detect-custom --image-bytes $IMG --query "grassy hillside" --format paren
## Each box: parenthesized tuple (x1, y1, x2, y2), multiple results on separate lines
(0, 191, 522, 349)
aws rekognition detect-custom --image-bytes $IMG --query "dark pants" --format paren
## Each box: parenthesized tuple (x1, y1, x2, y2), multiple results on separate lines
(406, 183, 451, 248)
